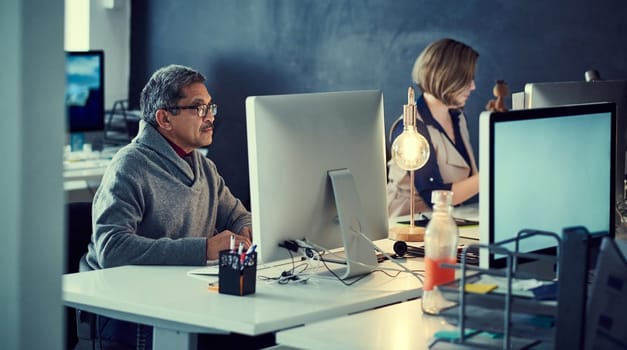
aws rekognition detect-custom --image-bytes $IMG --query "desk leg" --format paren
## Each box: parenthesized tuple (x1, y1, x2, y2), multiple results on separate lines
(152, 327, 197, 350)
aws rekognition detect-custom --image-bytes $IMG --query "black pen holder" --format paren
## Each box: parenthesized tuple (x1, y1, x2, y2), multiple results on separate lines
(218, 250, 257, 296)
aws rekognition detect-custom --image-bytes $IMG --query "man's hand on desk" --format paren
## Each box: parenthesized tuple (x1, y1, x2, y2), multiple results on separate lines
(206, 230, 251, 260)
(239, 226, 253, 241)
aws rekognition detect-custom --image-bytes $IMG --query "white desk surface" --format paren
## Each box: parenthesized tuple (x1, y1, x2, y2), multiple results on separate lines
(275, 298, 456, 350)
(62, 241, 424, 349)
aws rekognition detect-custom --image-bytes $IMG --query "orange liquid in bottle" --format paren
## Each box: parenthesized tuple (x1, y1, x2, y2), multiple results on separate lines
(423, 256, 456, 291)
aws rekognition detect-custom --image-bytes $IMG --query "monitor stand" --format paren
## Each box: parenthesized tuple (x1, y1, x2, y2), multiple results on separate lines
(327, 168, 378, 280)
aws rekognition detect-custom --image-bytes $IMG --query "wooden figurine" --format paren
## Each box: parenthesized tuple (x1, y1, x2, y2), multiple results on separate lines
(485, 80, 509, 112)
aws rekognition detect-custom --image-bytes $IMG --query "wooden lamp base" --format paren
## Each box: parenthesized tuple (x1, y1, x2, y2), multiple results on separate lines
(388, 225, 425, 242)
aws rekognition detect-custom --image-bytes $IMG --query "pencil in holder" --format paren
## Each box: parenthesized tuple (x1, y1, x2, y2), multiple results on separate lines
(218, 250, 257, 296)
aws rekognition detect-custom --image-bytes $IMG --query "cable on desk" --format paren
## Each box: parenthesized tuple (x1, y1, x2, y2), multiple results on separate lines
(316, 256, 372, 286)
(273, 240, 373, 285)
(349, 227, 425, 285)
(275, 231, 427, 287)
(304, 237, 425, 286)
(257, 250, 311, 285)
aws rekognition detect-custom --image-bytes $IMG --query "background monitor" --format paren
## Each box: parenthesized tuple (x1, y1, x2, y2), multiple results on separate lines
(65, 50, 105, 133)
(246, 90, 389, 264)
(524, 80, 627, 206)
(479, 102, 615, 269)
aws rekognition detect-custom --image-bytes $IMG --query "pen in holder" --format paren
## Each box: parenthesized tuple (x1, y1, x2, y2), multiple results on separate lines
(218, 250, 257, 296)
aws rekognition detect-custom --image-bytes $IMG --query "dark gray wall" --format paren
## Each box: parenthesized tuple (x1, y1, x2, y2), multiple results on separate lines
(129, 0, 627, 209)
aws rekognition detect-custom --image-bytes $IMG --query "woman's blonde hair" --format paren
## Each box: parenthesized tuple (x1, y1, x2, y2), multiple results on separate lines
(412, 38, 478, 106)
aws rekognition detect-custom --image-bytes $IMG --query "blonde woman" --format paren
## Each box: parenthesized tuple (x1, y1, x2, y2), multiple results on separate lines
(387, 38, 480, 217)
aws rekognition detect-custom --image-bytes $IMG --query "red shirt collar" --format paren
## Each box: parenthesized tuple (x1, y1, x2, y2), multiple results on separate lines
(164, 137, 193, 158)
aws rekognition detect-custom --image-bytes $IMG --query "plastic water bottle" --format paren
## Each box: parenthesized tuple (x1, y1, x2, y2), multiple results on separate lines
(421, 190, 459, 315)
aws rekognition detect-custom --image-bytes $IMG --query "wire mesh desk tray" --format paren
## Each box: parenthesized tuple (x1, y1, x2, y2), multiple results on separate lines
(429, 229, 562, 350)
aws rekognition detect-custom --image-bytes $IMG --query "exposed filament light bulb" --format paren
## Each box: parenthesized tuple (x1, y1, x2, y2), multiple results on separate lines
(389, 86, 431, 242)
(391, 87, 430, 170)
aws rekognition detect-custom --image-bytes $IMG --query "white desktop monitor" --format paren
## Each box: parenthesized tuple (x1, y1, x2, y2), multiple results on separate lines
(245, 90, 389, 269)
(479, 102, 616, 269)
(524, 80, 627, 205)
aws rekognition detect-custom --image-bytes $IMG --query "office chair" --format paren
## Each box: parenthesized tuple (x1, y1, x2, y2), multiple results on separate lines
(65, 201, 97, 350)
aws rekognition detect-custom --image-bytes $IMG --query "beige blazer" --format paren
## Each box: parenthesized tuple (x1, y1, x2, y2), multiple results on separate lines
(387, 112, 478, 218)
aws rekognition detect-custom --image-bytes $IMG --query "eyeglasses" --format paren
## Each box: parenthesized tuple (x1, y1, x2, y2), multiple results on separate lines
(163, 103, 218, 118)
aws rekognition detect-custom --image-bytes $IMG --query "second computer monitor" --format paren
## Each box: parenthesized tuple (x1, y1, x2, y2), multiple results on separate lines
(479, 102, 616, 269)
(66, 50, 105, 133)
(245, 90, 389, 264)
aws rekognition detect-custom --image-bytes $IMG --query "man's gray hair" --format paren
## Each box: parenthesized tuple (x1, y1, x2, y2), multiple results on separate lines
(139, 64, 206, 127)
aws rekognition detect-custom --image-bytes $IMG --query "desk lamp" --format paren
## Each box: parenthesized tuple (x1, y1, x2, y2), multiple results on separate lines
(389, 87, 430, 242)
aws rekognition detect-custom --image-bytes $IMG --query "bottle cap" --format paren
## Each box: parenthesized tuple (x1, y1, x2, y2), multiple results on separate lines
(431, 190, 453, 205)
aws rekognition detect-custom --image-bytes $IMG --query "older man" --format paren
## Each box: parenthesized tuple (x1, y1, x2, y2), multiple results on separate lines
(82, 64, 252, 348)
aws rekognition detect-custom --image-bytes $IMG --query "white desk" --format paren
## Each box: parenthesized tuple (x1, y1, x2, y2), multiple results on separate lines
(62, 248, 424, 350)
(275, 299, 456, 350)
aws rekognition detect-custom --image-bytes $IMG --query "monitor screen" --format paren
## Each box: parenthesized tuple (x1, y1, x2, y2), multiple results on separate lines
(65, 50, 105, 133)
(246, 90, 389, 264)
(524, 80, 627, 205)
(479, 102, 616, 269)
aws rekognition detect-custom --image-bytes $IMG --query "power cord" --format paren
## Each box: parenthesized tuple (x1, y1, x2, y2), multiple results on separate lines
(283, 233, 425, 286)
(316, 255, 372, 286)
(276, 239, 371, 285)
(278, 268, 311, 284)
(258, 249, 311, 285)
(350, 228, 425, 285)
